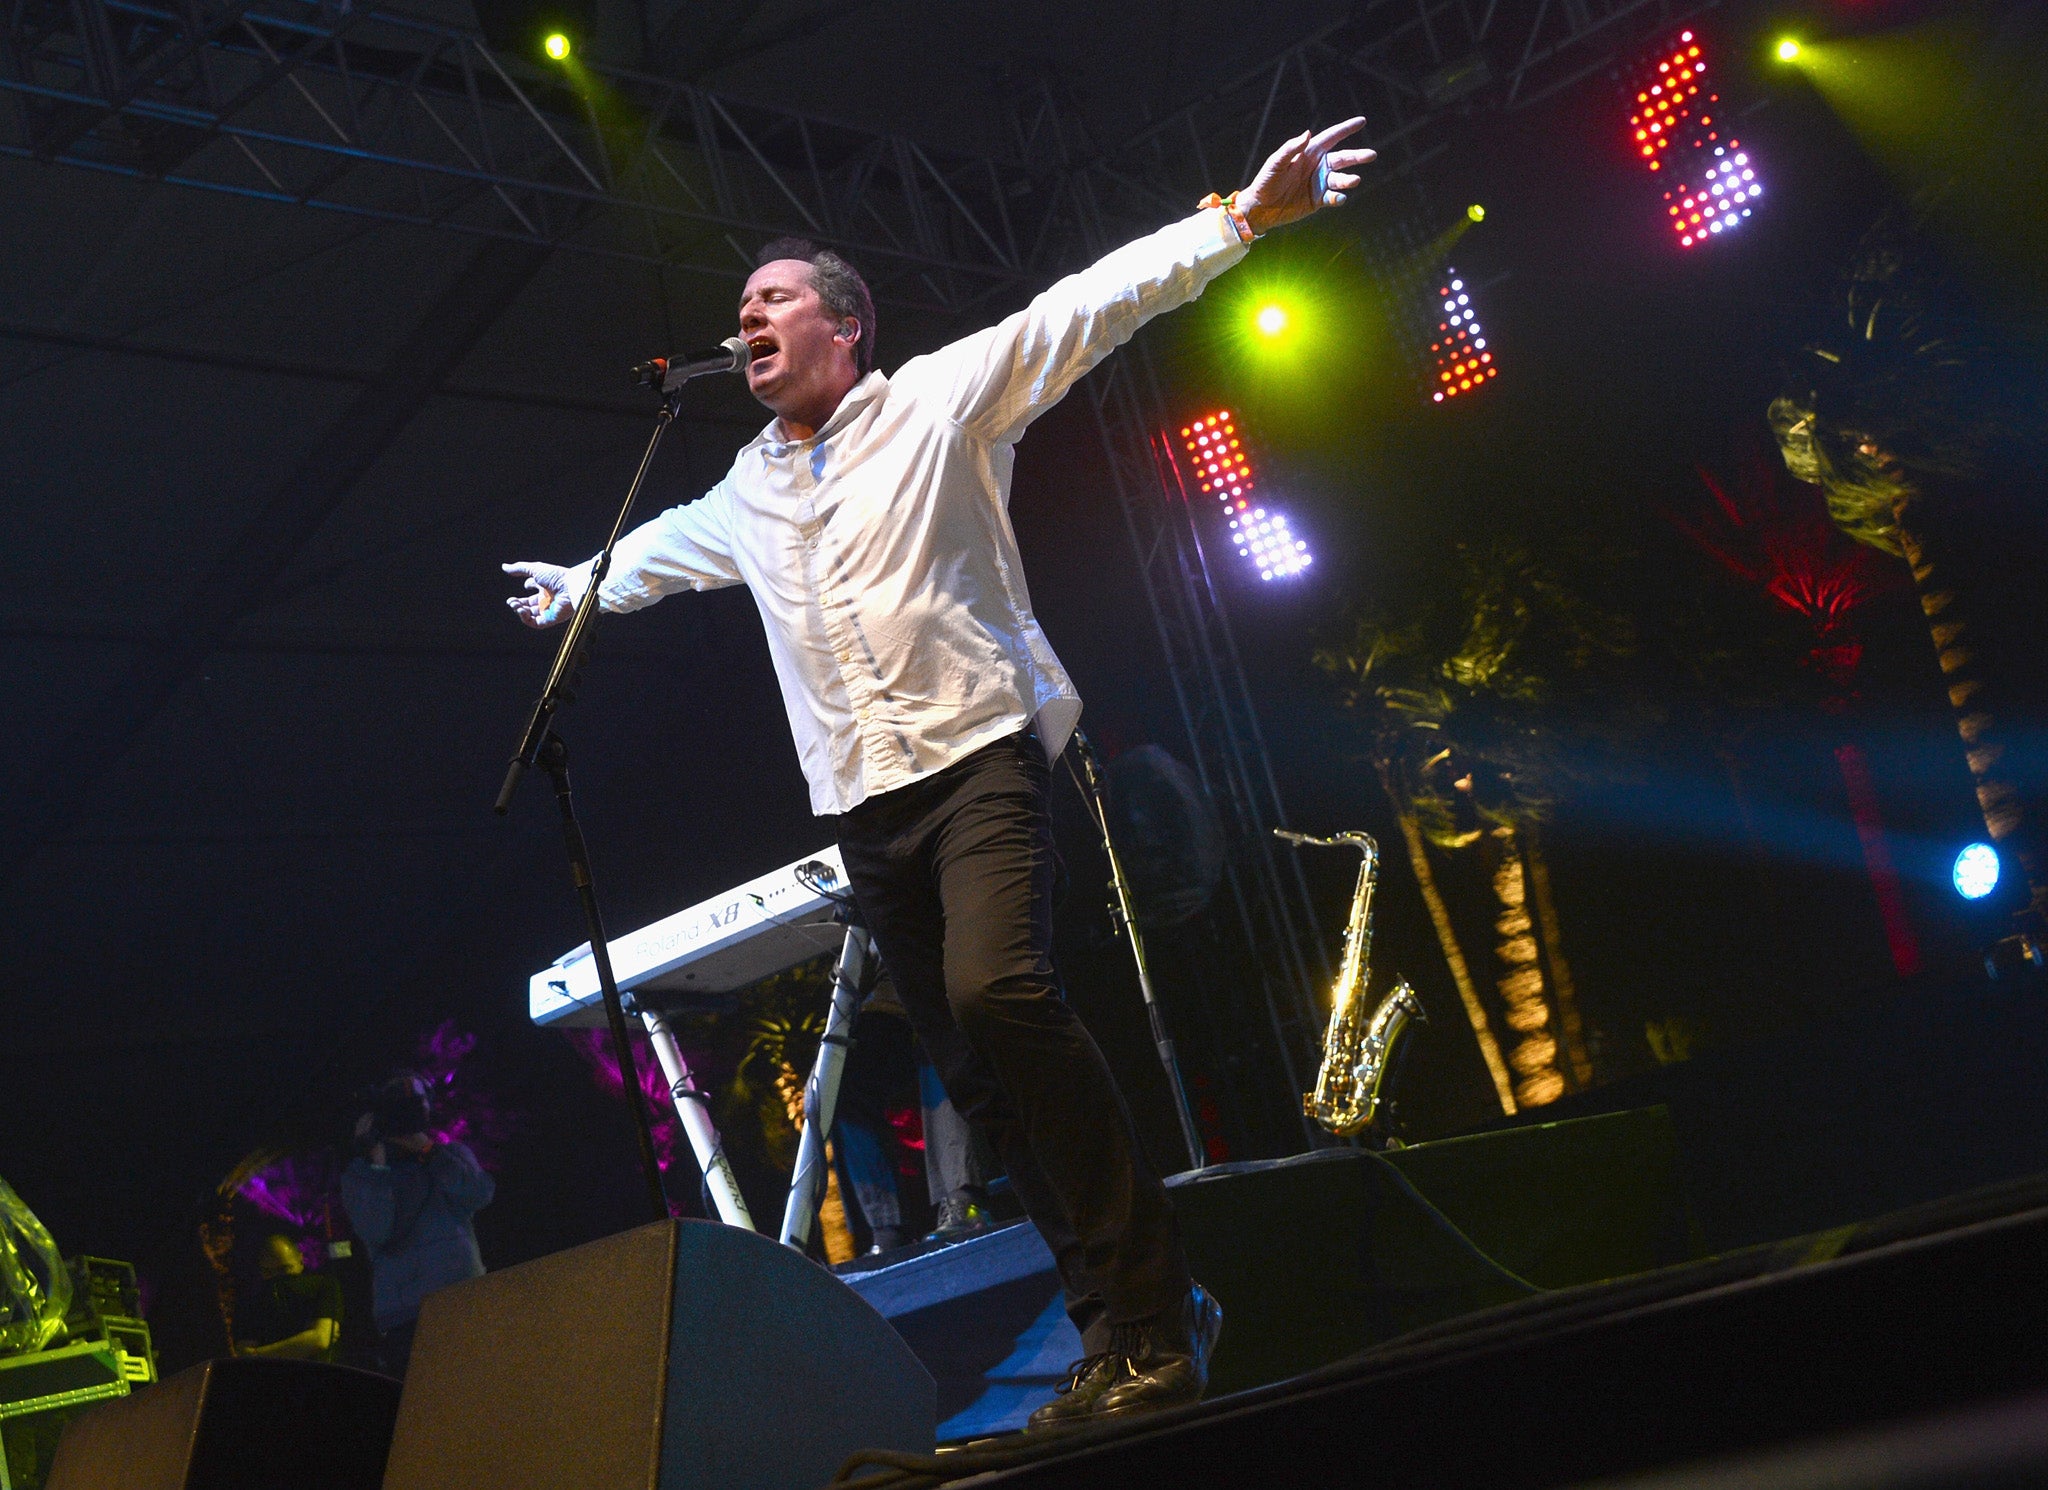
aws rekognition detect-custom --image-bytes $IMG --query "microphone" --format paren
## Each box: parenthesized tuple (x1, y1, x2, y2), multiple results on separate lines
(1071, 727, 1106, 792)
(631, 336, 752, 391)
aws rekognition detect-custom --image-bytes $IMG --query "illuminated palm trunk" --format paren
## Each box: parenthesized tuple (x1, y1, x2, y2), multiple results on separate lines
(1891, 488, 2048, 924)
(1384, 777, 1518, 1116)
(1487, 825, 1571, 1109)
(775, 1061, 857, 1264)
(1522, 822, 1594, 1087)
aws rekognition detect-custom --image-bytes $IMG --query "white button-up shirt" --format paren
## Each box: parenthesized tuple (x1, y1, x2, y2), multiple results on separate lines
(563, 207, 1249, 815)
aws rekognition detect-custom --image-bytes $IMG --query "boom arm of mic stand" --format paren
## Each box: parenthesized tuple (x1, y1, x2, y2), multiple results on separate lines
(496, 392, 682, 815)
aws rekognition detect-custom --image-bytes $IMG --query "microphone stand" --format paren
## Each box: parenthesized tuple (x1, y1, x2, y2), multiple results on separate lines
(493, 379, 690, 1226)
(1067, 730, 1206, 1174)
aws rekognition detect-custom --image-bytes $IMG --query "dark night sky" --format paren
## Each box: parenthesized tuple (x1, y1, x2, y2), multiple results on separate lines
(4, 0, 2040, 1370)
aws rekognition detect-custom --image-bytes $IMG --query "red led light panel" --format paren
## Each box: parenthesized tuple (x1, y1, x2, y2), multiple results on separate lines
(1176, 411, 1311, 580)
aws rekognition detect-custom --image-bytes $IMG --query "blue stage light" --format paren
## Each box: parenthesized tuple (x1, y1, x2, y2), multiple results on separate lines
(1953, 842, 2000, 901)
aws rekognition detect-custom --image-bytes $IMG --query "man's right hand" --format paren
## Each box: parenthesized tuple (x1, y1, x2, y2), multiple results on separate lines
(503, 561, 573, 628)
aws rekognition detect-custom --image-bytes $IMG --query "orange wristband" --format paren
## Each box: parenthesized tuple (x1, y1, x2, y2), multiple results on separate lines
(1198, 190, 1259, 244)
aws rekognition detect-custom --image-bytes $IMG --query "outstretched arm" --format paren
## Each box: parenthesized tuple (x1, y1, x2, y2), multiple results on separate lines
(502, 482, 744, 629)
(905, 118, 1375, 447)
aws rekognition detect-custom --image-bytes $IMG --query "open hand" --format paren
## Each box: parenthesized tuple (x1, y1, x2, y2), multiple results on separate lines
(503, 561, 572, 628)
(1237, 118, 1376, 235)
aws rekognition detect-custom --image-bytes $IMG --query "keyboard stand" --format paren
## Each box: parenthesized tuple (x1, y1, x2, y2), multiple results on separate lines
(780, 921, 875, 1249)
(641, 1006, 756, 1230)
(634, 916, 875, 1245)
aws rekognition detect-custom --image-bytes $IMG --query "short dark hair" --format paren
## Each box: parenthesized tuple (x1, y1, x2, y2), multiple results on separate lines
(755, 237, 877, 374)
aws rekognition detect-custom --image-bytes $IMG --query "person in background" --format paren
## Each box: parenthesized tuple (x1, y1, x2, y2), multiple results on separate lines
(833, 971, 1000, 1256)
(233, 1232, 341, 1362)
(919, 1055, 998, 1242)
(339, 1073, 494, 1379)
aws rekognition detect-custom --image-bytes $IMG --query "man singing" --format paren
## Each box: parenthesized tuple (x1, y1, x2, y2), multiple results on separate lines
(505, 119, 1373, 1425)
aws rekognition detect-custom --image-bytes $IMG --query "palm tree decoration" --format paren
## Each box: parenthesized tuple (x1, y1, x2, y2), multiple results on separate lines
(1320, 542, 1629, 1113)
(1672, 451, 1921, 975)
(1769, 214, 2048, 933)
(726, 975, 858, 1262)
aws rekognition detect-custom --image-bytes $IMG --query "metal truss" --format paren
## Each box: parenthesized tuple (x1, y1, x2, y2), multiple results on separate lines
(0, 0, 1043, 315)
(1005, 0, 1723, 256)
(1, 0, 1720, 313)
(1080, 349, 1333, 1137)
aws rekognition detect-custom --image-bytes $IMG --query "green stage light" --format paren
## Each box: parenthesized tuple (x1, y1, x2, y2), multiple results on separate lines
(1467, 203, 1486, 222)
(1255, 303, 1289, 338)
(1775, 38, 1801, 62)
(544, 31, 571, 59)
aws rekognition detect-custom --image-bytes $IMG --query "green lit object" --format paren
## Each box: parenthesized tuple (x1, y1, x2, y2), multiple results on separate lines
(1, 1172, 70, 1354)
(544, 31, 571, 59)
(1255, 303, 1289, 337)
(1776, 38, 1801, 62)
(1467, 203, 1486, 223)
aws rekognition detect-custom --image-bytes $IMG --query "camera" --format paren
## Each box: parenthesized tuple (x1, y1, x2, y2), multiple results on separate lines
(353, 1072, 432, 1153)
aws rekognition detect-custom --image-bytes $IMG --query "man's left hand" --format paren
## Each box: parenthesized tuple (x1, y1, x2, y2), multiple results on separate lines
(1237, 117, 1376, 236)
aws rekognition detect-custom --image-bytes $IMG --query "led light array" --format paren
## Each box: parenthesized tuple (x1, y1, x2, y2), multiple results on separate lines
(1629, 32, 1712, 173)
(1666, 147, 1760, 246)
(1238, 510, 1310, 580)
(1430, 270, 1495, 402)
(1627, 29, 1766, 250)
(1180, 411, 1311, 581)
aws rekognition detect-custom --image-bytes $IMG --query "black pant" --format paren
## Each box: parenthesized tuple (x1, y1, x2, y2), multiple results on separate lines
(836, 727, 1189, 1349)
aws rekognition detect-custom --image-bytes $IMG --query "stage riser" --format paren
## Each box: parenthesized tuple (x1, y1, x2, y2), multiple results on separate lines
(967, 1205, 2048, 1489)
(844, 1110, 1685, 1438)
(846, 1146, 1547, 1437)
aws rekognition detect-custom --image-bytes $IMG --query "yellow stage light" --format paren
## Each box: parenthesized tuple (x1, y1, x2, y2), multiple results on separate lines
(1255, 303, 1288, 337)
(544, 31, 571, 59)
(1776, 38, 1801, 62)
(1467, 203, 1486, 222)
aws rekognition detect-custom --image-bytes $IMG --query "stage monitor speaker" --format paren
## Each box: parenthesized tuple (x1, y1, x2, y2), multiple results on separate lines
(44, 1357, 401, 1490)
(379, 1218, 934, 1490)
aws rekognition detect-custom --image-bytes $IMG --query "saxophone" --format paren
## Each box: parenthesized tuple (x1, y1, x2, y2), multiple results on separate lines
(1275, 828, 1426, 1137)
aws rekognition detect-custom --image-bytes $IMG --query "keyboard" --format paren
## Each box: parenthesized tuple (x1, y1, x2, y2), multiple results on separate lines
(528, 847, 852, 1028)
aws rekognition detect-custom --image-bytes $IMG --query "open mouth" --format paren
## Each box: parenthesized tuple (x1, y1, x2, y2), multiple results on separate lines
(745, 336, 779, 370)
